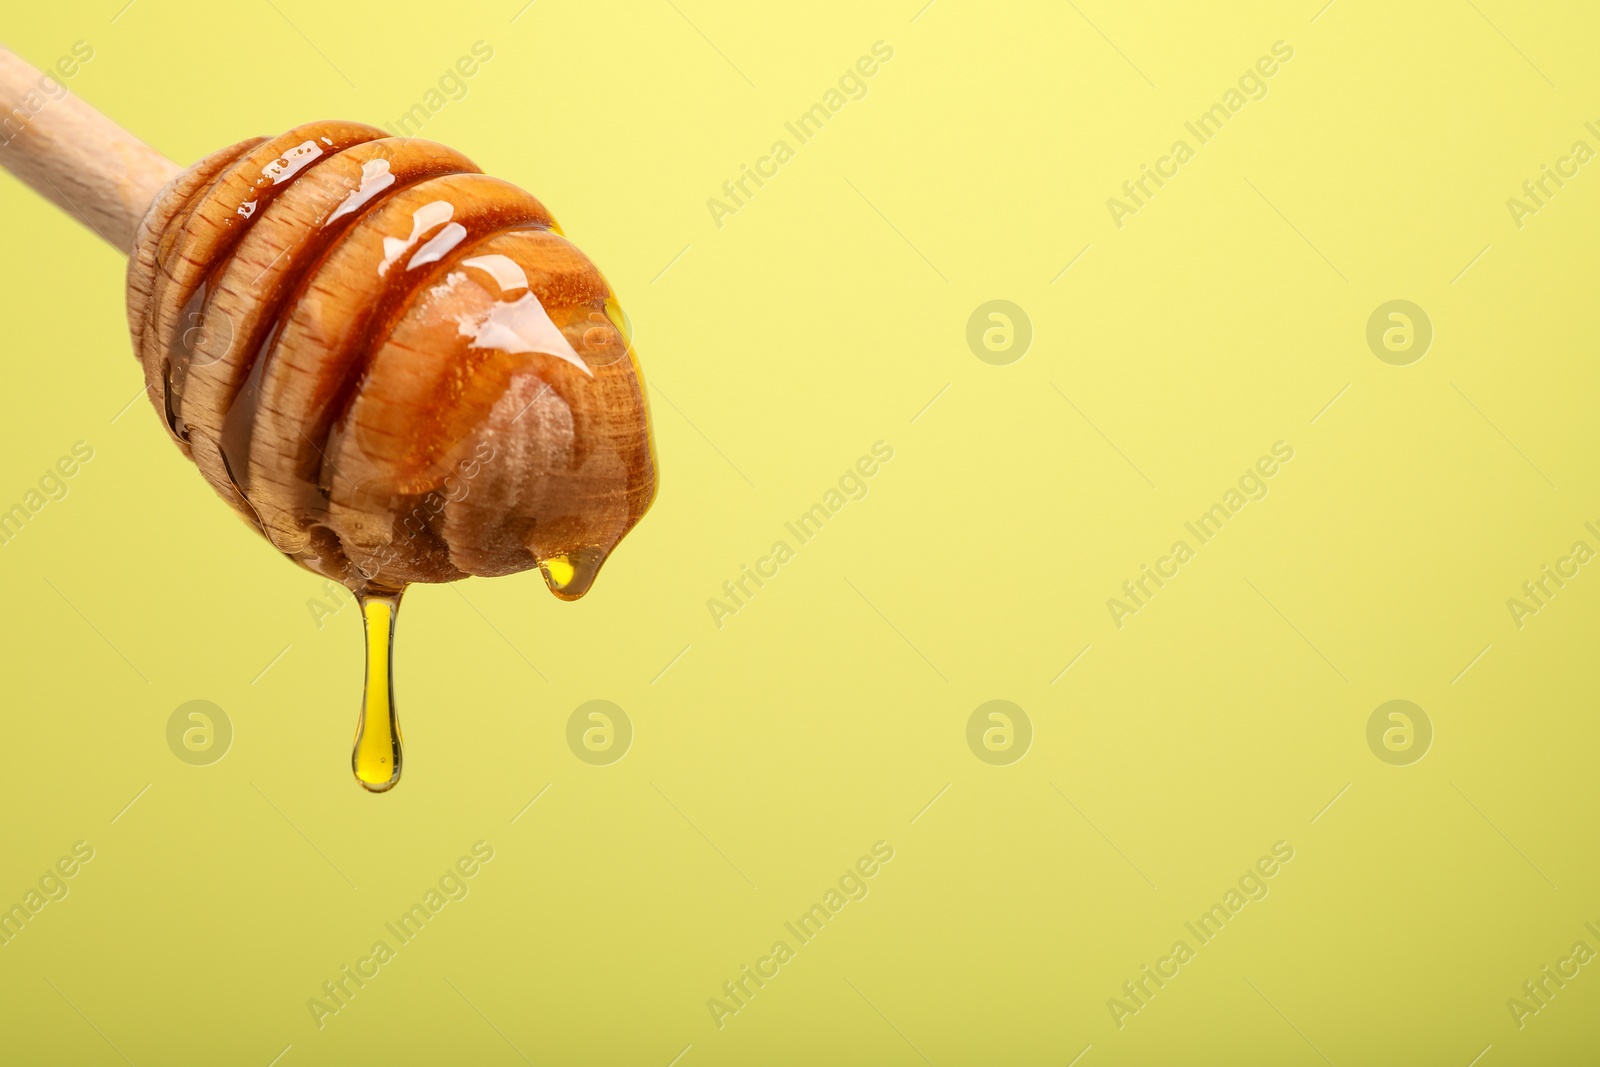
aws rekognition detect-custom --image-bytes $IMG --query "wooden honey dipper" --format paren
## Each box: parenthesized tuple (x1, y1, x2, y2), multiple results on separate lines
(0, 47, 658, 791)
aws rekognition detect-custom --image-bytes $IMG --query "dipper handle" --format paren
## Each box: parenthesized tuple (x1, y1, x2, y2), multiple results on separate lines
(0, 46, 179, 252)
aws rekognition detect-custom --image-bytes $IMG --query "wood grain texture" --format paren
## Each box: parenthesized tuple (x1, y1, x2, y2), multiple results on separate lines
(0, 47, 178, 250)
(127, 122, 658, 595)
(0, 43, 657, 599)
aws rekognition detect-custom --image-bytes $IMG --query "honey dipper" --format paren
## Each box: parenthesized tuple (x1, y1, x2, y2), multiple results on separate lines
(0, 48, 659, 792)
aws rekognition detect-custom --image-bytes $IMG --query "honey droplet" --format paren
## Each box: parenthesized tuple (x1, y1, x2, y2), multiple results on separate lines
(352, 589, 405, 792)
(539, 546, 609, 601)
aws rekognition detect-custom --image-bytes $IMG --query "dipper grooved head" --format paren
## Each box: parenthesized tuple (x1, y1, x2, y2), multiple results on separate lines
(126, 121, 657, 596)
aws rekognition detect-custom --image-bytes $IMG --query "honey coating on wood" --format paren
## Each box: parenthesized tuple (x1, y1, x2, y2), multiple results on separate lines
(126, 121, 658, 599)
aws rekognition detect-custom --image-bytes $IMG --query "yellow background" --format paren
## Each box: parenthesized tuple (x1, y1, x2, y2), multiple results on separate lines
(2, 0, 1598, 1063)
